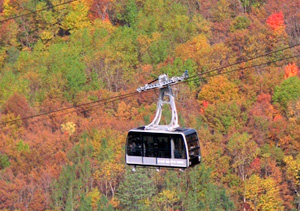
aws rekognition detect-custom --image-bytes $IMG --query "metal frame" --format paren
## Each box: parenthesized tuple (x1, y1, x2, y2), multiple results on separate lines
(127, 71, 202, 171)
(137, 72, 188, 131)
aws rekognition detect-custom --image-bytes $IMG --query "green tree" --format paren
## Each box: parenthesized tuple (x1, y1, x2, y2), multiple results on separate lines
(97, 195, 114, 211)
(187, 165, 235, 211)
(78, 195, 92, 211)
(117, 168, 157, 210)
(160, 58, 199, 88)
(230, 16, 251, 31)
(0, 153, 10, 169)
(51, 139, 93, 210)
(204, 101, 247, 134)
(124, 0, 138, 28)
(273, 76, 300, 112)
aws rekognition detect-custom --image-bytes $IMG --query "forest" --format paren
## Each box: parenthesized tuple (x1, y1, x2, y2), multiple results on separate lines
(0, 0, 300, 210)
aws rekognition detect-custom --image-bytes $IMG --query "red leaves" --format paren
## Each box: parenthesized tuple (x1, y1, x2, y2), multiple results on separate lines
(251, 157, 260, 169)
(4, 93, 32, 119)
(200, 100, 209, 114)
(249, 93, 274, 119)
(89, 0, 112, 21)
(284, 63, 299, 79)
(266, 11, 285, 31)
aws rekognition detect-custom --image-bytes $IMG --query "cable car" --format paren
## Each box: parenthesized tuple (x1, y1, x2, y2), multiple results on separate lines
(125, 72, 201, 171)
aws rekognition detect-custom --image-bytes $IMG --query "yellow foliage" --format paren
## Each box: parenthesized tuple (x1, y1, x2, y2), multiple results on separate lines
(192, 15, 211, 36)
(40, 31, 54, 41)
(93, 19, 116, 34)
(150, 189, 180, 211)
(0, 49, 7, 68)
(0, 113, 24, 140)
(284, 155, 300, 186)
(212, 0, 232, 22)
(176, 34, 210, 62)
(287, 99, 300, 121)
(61, 0, 91, 32)
(137, 34, 153, 54)
(89, 129, 125, 162)
(137, 32, 161, 55)
(163, 14, 189, 31)
(2, 0, 14, 17)
(245, 175, 284, 211)
(61, 121, 76, 135)
(159, 189, 179, 202)
(198, 76, 239, 104)
(87, 188, 101, 209)
(152, 32, 161, 41)
(116, 101, 131, 121)
(110, 197, 120, 208)
(175, 34, 228, 71)
(98, 161, 124, 179)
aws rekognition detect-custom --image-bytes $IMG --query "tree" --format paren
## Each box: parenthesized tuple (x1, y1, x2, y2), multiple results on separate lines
(227, 132, 260, 208)
(203, 101, 246, 134)
(117, 168, 157, 211)
(284, 63, 298, 79)
(60, 1, 91, 33)
(78, 194, 92, 211)
(149, 189, 180, 211)
(266, 11, 285, 31)
(273, 76, 300, 112)
(4, 93, 32, 120)
(175, 34, 228, 72)
(51, 139, 93, 210)
(198, 76, 239, 104)
(89, 0, 113, 21)
(284, 154, 300, 209)
(186, 165, 235, 211)
(245, 175, 284, 210)
(97, 195, 114, 211)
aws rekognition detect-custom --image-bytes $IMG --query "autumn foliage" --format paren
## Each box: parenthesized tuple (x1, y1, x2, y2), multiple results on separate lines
(0, 0, 300, 210)
(284, 63, 298, 79)
(266, 11, 285, 31)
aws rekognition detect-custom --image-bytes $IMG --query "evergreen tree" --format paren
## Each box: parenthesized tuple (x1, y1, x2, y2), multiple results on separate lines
(186, 165, 235, 211)
(117, 167, 157, 210)
(97, 195, 114, 211)
(78, 195, 92, 211)
(51, 139, 93, 210)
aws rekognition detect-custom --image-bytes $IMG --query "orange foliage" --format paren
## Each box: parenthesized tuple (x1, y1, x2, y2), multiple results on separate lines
(250, 93, 274, 119)
(200, 100, 209, 114)
(273, 114, 283, 121)
(250, 157, 260, 173)
(89, 0, 113, 22)
(4, 93, 33, 120)
(284, 63, 298, 79)
(0, 0, 3, 13)
(266, 11, 285, 31)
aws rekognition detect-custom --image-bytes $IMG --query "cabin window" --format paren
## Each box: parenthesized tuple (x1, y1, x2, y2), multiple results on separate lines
(127, 133, 142, 156)
(172, 135, 186, 159)
(186, 133, 200, 157)
(143, 135, 155, 157)
(127, 132, 188, 159)
(157, 136, 171, 158)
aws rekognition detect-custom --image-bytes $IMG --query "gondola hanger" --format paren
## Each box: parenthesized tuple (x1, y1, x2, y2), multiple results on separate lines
(126, 71, 201, 171)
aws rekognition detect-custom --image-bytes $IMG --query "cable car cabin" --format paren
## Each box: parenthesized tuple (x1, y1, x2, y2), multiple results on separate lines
(127, 72, 201, 170)
(126, 126, 201, 169)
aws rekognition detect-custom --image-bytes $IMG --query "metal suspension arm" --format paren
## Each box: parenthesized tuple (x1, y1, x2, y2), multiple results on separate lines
(136, 71, 188, 131)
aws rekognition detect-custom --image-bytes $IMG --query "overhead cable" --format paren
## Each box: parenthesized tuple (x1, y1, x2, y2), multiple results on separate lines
(0, 0, 78, 24)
